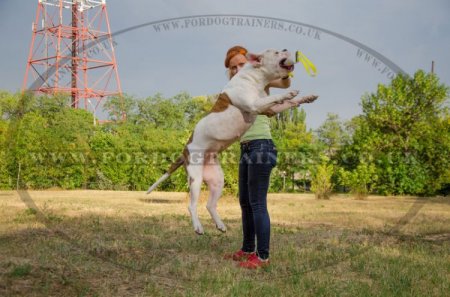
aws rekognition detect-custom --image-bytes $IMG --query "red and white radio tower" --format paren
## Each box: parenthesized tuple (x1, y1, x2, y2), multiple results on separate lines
(23, 0, 124, 122)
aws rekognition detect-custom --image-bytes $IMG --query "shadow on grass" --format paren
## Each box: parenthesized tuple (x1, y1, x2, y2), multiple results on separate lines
(13, 189, 430, 271)
(2, 197, 450, 296)
(138, 198, 184, 204)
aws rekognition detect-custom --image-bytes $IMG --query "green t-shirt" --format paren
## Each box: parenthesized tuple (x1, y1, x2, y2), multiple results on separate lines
(240, 115, 272, 143)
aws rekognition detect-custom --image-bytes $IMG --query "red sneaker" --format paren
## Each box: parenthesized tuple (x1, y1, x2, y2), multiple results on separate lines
(223, 250, 255, 261)
(239, 253, 270, 269)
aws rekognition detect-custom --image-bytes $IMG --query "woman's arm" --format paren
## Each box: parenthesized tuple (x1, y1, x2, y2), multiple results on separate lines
(268, 77, 291, 89)
(263, 77, 295, 116)
(264, 77, 291, 94)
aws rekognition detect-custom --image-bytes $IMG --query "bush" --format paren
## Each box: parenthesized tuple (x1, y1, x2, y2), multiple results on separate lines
(311, 163, 334, 199)
(338, 162, 377, 199)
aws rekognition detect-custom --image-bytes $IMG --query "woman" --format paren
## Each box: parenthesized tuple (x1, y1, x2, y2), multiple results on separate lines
(223, 46, 303, 269)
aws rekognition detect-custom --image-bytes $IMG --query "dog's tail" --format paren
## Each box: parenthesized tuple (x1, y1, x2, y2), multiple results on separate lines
(146, 156, 185, 194)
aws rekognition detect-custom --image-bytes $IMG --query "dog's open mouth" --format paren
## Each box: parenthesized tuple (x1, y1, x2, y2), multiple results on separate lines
(279, 58, 295, 72)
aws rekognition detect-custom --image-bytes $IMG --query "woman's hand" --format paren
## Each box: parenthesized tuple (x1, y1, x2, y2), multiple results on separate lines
(267, 77, 291, 89)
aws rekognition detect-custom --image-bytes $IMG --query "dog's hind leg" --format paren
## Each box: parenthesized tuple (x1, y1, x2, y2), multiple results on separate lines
(203, 153, 226, 232)
(186, 151, 205, 235)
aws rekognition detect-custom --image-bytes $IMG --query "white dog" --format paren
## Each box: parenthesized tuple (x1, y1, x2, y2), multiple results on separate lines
(147, 49, 318, 234)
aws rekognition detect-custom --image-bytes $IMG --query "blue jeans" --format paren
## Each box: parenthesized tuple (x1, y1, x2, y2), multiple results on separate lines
(239, 139, 277, 260)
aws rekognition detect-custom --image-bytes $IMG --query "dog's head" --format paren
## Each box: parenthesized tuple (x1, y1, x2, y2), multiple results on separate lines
(245, 49, 295, 80)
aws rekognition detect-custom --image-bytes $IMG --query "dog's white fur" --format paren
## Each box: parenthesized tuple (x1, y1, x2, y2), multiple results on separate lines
(147, 49, 318, 234)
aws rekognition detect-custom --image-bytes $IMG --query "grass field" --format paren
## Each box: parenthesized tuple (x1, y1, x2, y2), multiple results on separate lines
(0, 190, 449, 297)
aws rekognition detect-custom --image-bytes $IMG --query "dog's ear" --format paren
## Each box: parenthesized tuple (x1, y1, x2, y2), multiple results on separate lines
(246, 52, 263, 68)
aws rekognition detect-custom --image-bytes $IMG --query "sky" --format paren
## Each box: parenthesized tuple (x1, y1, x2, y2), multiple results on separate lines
(0, 0, 449, 129)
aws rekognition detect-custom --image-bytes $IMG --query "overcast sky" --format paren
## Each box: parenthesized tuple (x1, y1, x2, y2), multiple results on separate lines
(1, 0, 449, 129)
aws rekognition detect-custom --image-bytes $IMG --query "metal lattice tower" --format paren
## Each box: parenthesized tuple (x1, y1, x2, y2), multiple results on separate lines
(22, 0, 124, 122)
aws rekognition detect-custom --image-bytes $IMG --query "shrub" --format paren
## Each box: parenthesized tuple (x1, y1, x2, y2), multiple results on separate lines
(338, 162, 377, 199)
(311, 163, 334, 199)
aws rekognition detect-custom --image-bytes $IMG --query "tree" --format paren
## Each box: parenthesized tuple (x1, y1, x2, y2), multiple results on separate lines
(103, 94, 137, 122)
(0, 120, 11, 188)
(339, 70, 449, 195)
(316, 113, 348, 157)
(271, 108, 321, 192)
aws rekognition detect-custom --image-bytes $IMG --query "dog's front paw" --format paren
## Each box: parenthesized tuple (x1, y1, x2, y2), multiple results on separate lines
(284, 90, 300, 101)
(276, 90, 300, 104)
(298, 94, 319, 104)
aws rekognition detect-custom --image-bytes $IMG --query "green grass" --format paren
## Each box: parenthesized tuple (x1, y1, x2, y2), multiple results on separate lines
(0, 191, 449, 296)
(8, 264, 32, 278)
